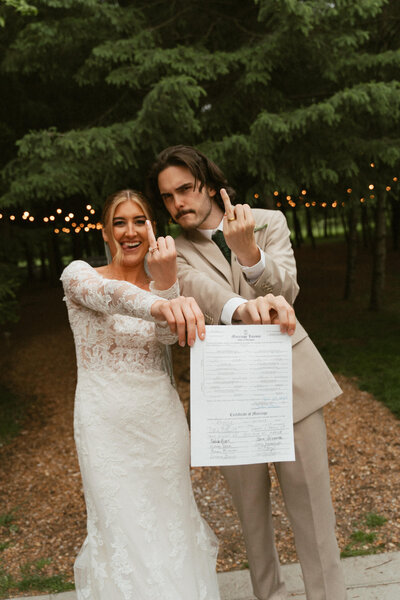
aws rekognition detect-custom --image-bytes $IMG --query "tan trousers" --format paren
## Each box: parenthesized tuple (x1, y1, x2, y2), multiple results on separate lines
(220, 409, 347, 600)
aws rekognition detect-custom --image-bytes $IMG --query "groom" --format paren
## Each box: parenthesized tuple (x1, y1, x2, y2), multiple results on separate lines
(146, 145, 347, 600)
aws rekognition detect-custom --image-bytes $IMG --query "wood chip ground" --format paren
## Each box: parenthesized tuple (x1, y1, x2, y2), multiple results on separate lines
(0, 281, 399, 597)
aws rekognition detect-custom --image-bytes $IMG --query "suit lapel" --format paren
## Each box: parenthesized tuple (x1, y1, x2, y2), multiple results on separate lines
(184, 230, 235, 288)
(231, 253, 242, 294)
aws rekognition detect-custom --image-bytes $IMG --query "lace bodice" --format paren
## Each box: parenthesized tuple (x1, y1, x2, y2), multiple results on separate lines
(61, 260, 179, 375)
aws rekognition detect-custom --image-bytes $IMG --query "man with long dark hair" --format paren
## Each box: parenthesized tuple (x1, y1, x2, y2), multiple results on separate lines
(147, 145, 347, 600)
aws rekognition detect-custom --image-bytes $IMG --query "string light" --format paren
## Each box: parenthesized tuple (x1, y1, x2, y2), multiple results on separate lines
(1, 167, 397, 233)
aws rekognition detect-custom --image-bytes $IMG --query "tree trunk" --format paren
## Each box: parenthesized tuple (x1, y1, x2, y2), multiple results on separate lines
(390, 197, 400, 251)
(369, 191, 387, 311)
(292, 207, 303, 248)
(72, 232, 83, 260)
(305, 207, 316, 249)
(340, 209, 349, 242)
(360, 204, 373, 248)
(47, 233, 63, 284)
(23, 241, 35, 281)
(40, 244, 48, 281)
(343, 205, 358, 300)
(324, 210, 328, 238)
(83, 231, 92, 258)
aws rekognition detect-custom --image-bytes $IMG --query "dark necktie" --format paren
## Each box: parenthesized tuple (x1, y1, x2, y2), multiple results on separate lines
(212, 229, 231, 264)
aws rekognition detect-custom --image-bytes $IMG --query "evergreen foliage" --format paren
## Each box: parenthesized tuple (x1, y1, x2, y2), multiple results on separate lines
(0, 0, 398, 211)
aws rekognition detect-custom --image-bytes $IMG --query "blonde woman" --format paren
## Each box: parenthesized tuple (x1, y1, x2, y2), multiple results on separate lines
(61, 190, 220, 600)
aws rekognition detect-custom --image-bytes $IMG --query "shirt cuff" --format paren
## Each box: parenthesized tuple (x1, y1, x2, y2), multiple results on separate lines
(238, 247, 265, 283)
(221, 297, 247, 324)
(149, 280, 180, 299)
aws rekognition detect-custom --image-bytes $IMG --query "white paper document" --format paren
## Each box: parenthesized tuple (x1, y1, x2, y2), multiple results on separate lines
(190, 324, 294, 467)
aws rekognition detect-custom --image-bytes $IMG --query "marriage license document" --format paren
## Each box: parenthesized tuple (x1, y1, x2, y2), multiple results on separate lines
(190, 325, 295, 467)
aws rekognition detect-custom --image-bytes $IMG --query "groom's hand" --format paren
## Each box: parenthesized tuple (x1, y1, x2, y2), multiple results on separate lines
(221, 188, 260, 267)
(232, 294, 296, 335)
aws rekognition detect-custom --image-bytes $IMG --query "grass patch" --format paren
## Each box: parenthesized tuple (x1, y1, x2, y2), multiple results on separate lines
(295, 242, 400, 418)
(0, 385, 24, 446)
(341, 512, 387, 558)
(365, 512, 388, 528)
(0, 558, 74, 598)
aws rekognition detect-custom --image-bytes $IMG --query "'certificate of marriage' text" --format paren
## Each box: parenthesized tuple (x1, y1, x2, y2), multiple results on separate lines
(190, 324, 295, 467)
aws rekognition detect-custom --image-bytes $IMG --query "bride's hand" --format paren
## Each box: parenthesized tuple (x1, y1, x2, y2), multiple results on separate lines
(146, 220, 177, 290)
(151, 296, 205, 347)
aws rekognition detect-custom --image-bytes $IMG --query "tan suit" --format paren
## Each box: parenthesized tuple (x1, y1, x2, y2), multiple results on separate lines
(176, 208, 347, 600)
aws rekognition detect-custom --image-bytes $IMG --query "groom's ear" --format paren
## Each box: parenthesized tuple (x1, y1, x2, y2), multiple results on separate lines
(207, 186, 216, 198)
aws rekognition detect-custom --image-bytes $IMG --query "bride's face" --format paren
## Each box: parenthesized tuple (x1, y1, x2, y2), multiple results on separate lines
(104, 200, 150, 268)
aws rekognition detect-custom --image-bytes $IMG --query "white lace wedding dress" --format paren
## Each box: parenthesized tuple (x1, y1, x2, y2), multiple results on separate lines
(61, 260, 220, 600)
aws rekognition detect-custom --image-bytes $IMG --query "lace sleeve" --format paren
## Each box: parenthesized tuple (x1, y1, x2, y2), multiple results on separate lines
(61, 260, 159, 321)
(149, 280, 180, 345)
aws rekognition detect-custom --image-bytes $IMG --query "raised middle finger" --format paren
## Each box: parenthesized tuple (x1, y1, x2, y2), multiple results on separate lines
(221, 188, 235, 221)
(145, 220, 157, 249)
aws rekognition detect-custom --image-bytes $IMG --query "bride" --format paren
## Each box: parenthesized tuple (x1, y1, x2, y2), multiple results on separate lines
(61, 189, 220, 600)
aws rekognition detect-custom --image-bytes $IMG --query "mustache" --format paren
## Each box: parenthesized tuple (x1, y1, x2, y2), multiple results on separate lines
(175, 209, 195, 220)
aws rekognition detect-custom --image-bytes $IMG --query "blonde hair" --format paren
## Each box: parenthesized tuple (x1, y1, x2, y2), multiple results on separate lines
(102, 189, 154, 264)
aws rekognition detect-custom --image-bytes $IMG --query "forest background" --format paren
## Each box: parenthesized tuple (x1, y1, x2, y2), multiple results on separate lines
(0, 0, 399, 595)
(1, 0, 399, 406)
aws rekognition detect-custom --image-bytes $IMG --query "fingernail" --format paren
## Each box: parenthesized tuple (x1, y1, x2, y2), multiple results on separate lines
(200, 332, 205, 339)
(179, 341, 185, 347)
(188, 339, 194, 346)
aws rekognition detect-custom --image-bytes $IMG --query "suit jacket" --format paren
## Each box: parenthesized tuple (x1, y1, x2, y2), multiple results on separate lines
(176, 208, 342, 423)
